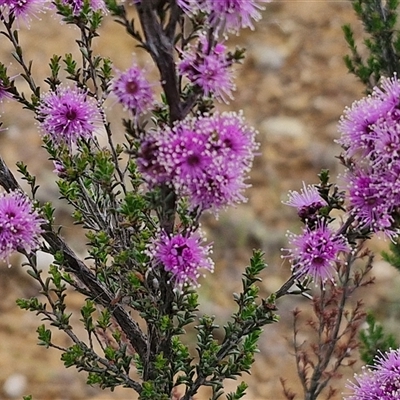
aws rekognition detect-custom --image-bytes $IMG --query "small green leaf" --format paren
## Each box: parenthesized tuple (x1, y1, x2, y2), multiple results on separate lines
(37, 324, 52, 348)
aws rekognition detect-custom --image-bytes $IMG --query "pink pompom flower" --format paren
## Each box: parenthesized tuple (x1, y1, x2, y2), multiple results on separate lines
(110, 64, 155, 115)
(37, 85, 103, 147)
(151, 230, 214, 287)
(0, 191, 45, 264)
(283, 221, 349, 284)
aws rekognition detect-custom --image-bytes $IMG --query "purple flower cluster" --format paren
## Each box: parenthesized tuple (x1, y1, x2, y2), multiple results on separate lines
(138, 111, 258, 212)
(176, 0, 197, 14)
(283, 220, 349, 284)
(59, 0, 107, 15)
(0, 79, 12, 102)
(208, 0, 269, 34)
(37, 85, 102, 147)
(0, 0, 46, 23)
(284, 182, 327, 222)
(0, 191, 44, 264)
(345, 349, 400, 400)
(110, 64, 155, 115)
(151, 230, 214, 287)
(176, 0, 269, 34)
(338, 76, 400, 237)
(178, 35, 235, 102)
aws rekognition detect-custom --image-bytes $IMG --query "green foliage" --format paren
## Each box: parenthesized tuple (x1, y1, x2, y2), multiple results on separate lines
(16, 236, 277, 399)
(359, 312, 398, 364)
(80, 300, 96, 333)
(16, 161, 39, 197)
(0, 62, 15, 94)
(343, 0, 400, 90)
(37, 325, 52, 348)
(227, 382, 248, 400)
(44, 54, 62, 90)
(382, 237, 400, 272)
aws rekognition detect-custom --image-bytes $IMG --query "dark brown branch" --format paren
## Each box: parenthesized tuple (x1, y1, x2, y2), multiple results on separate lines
(136, 2, 182, 123)
(133, 6, 180, 382)
(0, 156, 20, 192)
(41, 230, 148, 360)
(165, 2, 181, 41)
(275, 274, 297, 299)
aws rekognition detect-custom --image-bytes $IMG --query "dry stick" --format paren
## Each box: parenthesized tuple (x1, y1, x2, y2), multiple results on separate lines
(0, 155, 148, 365)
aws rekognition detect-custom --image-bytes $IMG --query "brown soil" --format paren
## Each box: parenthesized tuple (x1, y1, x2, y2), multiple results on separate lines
(1, 2, 400, 400)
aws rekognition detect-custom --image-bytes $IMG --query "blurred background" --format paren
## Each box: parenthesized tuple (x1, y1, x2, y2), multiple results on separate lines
(1, 1, 400, 399)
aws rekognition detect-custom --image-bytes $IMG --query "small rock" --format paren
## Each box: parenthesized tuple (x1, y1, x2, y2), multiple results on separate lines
(250, 43, 288, 70)
(260, 116, 307, 140)
(325, 120, 341, 140)
(372, 260, 400, 281)
(3, 373, 27, 399)
(282, 92, 310, 112)
(312, 95, 342, 118)
(306, 141, 341, 171)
